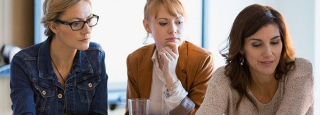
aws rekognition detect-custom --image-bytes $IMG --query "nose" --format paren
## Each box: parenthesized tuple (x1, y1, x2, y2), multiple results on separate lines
(169, 23, 177, 34)
(81, 23, 92, 34)
(263, 45, 273, 58)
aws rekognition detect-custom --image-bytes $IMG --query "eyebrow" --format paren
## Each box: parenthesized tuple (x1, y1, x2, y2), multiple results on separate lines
(249, 36, 280, 41)
(68, 14, 93, 21)
(157, 18, 168, 21)
(156, 16, 183, 21)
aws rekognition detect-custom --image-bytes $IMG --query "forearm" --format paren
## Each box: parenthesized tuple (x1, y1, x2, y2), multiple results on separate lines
(163, 80, 194, 115)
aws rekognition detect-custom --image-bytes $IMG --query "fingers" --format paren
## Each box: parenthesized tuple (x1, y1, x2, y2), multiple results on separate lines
(166, 42, 179, 54)
(159, 47, 177, 60)
(162, 50, 174, 60)
(159, 51, 171, 62)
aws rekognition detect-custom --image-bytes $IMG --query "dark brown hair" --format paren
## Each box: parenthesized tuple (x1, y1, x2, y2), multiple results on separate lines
(220, 4, 296, 110)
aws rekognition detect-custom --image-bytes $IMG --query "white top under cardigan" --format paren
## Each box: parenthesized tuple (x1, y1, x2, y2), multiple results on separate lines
(149, 50, 188, 115)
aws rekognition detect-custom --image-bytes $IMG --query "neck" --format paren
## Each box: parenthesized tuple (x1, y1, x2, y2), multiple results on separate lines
(250, 76, 278, 93)
(250, 73, 279, 104)
(252, 74, 277, 85)
(50, 37, 77, 69)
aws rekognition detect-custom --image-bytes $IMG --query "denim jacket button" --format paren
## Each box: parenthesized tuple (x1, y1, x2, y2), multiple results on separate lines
(88, 83, 93, 88)
(42, 90, 46, 95)
(58, 94, 63, 98)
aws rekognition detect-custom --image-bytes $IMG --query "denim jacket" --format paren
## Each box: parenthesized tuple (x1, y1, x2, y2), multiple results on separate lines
(10, 37, 108, 115)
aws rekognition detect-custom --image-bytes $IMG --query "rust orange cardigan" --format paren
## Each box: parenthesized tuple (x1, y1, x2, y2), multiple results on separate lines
(126, 41, 215, 115)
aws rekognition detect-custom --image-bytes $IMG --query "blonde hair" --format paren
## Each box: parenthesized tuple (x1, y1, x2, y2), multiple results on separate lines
(144, 0, 186, 20)
(41, 0, 91, 37)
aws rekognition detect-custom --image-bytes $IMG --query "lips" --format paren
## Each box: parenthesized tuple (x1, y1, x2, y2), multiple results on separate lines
(80, 38, 89, 42)
(81, 34, 90, 42)
(166, 37, 179, 42)
(260, 61, 274, 66)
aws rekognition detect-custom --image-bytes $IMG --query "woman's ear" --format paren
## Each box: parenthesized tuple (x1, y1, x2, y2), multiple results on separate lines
(239, 49, 244, 55)
(49, 21, 59, 34)
(143, 19, 151, 33)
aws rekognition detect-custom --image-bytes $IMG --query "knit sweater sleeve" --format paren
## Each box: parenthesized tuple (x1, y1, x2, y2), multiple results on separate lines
(276, 58, 314, 115)
(196, 67, 230, 115)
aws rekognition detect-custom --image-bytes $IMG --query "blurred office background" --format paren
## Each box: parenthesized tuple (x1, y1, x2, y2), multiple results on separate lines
(0, 0, 319, 114)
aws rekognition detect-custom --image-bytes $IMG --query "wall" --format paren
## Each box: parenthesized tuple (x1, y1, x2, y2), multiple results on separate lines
(0, 0, 34, 49)
(314, 0, 320, 114)
(0, 0, 3, 46)
(0, 0, 34, 114)
(278, 0, 315, 65)
(0, 77, 11, 115)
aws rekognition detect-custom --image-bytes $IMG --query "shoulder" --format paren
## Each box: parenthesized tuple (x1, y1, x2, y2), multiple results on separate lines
(83, 42, 105, 66)
(87, 42, 104, 52)
(184, 41, 212, 57)
(127, 43, 155, 60)
(183, 41, 214, 66)
(285, 57, 313, 82)
(85, 42, 105, 56)
(288, 57, 313, 76)
(294, 57, 313, 71)
(207, 66, 231, 91)
(210, 66, 230, 83)
(206, 66, 235, 102)
(14, 43, 43, 59)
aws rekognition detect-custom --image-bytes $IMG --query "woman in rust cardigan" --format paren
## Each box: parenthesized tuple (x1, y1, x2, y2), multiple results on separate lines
(125, 0, 214, 115)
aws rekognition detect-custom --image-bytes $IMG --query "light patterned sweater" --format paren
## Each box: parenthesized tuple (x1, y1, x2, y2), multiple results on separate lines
(196, 58, 314, 115)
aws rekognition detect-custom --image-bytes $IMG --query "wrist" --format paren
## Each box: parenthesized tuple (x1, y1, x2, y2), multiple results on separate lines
(164, 80, 179, 98)
(165, 74, 178, 88)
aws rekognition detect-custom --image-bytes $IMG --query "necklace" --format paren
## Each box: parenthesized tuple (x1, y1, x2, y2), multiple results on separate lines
(51, 59, 65, 83)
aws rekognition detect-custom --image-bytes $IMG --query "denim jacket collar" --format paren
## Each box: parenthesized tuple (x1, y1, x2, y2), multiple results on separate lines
(37, 37, 93, 79)
(73, 49, 94, 74)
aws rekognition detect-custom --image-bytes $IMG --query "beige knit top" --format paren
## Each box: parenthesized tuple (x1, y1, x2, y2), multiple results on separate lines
(196, 58, 314, 115)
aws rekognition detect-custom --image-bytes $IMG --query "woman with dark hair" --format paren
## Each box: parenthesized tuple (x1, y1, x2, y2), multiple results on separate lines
(10, 0, 108, 114)
(196, 4, 313, 115)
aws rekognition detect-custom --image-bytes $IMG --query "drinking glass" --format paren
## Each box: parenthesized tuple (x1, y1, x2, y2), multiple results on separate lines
(128, 98, 150, 115)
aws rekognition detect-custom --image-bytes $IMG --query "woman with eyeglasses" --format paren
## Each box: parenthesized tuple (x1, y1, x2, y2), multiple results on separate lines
(10, 0, 108, 114)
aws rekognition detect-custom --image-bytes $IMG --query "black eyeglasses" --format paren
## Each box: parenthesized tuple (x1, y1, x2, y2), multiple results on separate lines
(55, 14, 99, 31)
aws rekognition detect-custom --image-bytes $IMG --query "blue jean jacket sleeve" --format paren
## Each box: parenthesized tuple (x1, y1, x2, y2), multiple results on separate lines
(89, 50, 108, 114)
(10, 55, 37, 115)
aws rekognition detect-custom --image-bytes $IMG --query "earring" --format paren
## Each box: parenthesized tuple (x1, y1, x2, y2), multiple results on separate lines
(240, 55, 244, 66)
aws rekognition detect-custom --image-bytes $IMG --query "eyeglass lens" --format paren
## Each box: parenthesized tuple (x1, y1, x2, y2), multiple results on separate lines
(71, 16, 98, 30)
